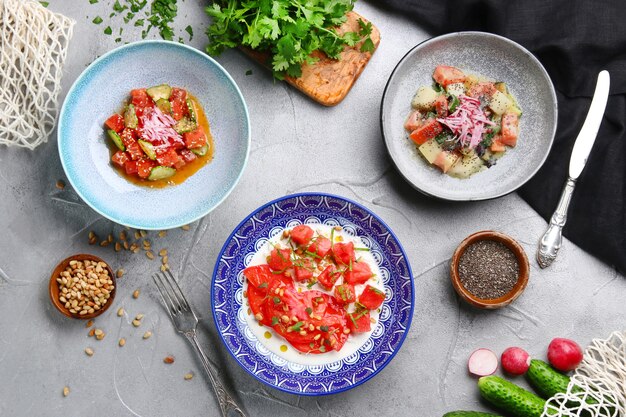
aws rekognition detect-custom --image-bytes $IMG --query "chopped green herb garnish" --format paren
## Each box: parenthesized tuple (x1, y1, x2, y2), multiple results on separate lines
(185, 25, 193, 40)
(305, 307, 313, 315)
(92, 16, 103, 24)
(306, 280, 317, 289)
(135, 19, 145, 26)
(319, 345, 326, 352)
(89, 0, 99, 4)
(290, 321, 304, 332)
(104, 26, 113, 35)
(39, 1, 49, 7)
(348, 313, 358, 328)
(258, 282, 268, 289)
(271, 316, 279, 326)
(354, 247, 370, 251)
(113, 0, 126, 12)
(273, 296, 281, 304)
(319, 325, 329, 332)
(115, 37, 122, 43)
(245, 69, 253, 76)
(448, 94, 460, 113)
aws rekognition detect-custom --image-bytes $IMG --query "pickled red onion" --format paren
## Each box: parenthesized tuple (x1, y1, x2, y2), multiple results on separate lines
(437, 95, 494, 149)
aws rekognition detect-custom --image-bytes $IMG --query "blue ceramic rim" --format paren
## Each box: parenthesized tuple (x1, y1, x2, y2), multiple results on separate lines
(380, 31, 558, 201)
(57, 40, 251, 229)
(210, 192, 416, 396)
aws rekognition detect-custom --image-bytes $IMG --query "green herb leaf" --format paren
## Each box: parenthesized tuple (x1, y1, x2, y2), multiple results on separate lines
(305, 307, 313, 315)
(273, 296, 281, 304)
(245, 69, 253, 76)
(185, 25, 193, 40)
(319, 325, 329, 332)
(89, 0, 99, 4)
(258, 282, 268, 289)
(271, 316, 279, 325)
(92, 16, 103, 24)
(104, 26, 113, 35)
(113, 0, 126, 13)
(290, 321, 304, 332)
(39, 1, 49, 7)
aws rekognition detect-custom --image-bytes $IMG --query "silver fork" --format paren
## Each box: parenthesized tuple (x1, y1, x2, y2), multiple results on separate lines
(152, 269, 247, 417)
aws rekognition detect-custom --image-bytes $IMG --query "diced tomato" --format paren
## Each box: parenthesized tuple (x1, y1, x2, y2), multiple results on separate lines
(334, 284, 356, 305)
(170, 88, 187, 102)
(347, 310, 371, 333)
(433, 65, 466, 87)
(267, 248, 292, 271)
(156, 148, 182, 167)
(243, 264, 274, 291)
(500, 112, 519, 147)
(358, 285, 386, 310)
(404, 110, 422, 132)
(344, 261, 374, 285)
(332, 242, 355, 265)
(111, 151, 129, 167)
(490, 137, 506, 152)
(183, 127, 207, 149)
(120, 129, 137, 148)
(291, 225, 314, 246)
(180, 149, 197, 163)
(136, 159, 156, 179)
(435, 95, 448, 117)
(468, 82, 497, 99)
(317, 265, 340, 290)
(126, 141, 144, 161)
(105, 114, 125, 133)
(131, 89, 152, 108)
(307, 236, 331, 258)
(409, 118, 443, 145)
(124, 160, 138, 175)
(433, 150, 460, 173)
(293, 258, 314, 282)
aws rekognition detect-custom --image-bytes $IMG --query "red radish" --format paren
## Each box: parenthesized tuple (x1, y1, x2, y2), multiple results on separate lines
(547, 338, 583, 371)
(501, 347, 531, 375)
(468, 348, 498, 377)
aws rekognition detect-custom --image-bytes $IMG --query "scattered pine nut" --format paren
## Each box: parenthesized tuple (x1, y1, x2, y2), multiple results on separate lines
(107, 234, 113, 243)
(85, 320, 94, 328)
(146, 251, 154, 260)
(88, 328, 95, 337)
(114, 242, 121, 252)
(96, 333, 105, 341)
(143, 331, 152, 339)
(133, 289, 140, 299)
(159, 249, 167, 257)
(99, 240, 109, 247)
(119, 231, 127, 241)
(118, 338, 126, 347)
(62, 386, 70, 397)
(135, 314, 144, 320)
(94, 329, 103, 337)
(140, 230, 148, 238)
(160, 264, 169, 272)
(132, 319, 141, 327)
(184, 373, 194, 380)
(158, 231, 167, 238)
(134, 231, 141, 240)
(56, 179, 66, 190)
(116, 269, 124, 278)
(163, 356, 175, 364)
(85, 347, 94, 356)
(181, 225, 190, 231)
(117, 307, 124, 317)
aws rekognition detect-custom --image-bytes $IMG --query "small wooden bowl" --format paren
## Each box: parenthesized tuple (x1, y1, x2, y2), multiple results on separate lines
(450, 231, 529, 309)
(49, 254, 116, 319)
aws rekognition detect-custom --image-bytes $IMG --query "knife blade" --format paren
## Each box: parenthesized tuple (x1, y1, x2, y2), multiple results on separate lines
(537, 70, 611, 268)
(569, 70, 611, 179)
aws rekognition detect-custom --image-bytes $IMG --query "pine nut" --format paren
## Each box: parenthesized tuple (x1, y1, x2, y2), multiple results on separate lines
(163, 356, 175, 364)
(63, 386, 70, 397)
(118, 338, 126, 347)
(184, 373, 194, 380)
(133, 289, 140, 299)
(85, 347, 94, 356)
(143, 331, 152, 339)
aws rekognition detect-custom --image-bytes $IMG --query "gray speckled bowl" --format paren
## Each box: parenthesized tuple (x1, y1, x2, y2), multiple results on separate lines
(381, 32, 557, 201)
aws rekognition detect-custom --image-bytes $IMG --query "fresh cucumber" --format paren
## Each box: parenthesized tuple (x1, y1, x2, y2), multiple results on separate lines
(526, 359, 571, 399)
(124, 104, 138, 129)
(138, 140, 156, 160)
(174, 117, 196, 134)
(107, 130, 124, 151)
(478, 376, 546, 417)
(443, 412, 503, 417)
(190, 143, 208, 156)
(186, 98, 197, 122)
(155, 98, 171, 114)
(146, 84, 172, 101)
(148, 166, 176, 181)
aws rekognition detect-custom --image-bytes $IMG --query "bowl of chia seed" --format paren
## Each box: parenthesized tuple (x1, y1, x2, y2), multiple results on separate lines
(450, 230, 529, 309)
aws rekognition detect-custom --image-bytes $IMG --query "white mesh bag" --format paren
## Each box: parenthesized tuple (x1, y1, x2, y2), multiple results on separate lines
(0, 0, 74, 149)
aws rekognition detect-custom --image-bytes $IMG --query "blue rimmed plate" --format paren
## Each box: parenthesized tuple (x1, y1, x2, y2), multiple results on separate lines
(211, 193, 414, 395)
(58, 40, 250, 229)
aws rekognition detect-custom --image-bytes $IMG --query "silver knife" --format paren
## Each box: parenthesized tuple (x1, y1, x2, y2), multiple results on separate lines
(537, 70, 611, 268)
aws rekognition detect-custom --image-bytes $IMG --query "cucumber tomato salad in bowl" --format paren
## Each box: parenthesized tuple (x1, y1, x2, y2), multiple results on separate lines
(381, 32, 558, 201)
(405, 65, 521, 178)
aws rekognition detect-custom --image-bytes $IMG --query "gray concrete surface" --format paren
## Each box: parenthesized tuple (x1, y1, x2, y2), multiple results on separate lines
(0, 1, 624, 416)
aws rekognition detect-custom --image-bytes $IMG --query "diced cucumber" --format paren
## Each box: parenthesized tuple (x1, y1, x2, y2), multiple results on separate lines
(186, 98, 197, 122)
(107, 129, 125, 151)
(148, 166, 176, 181)
(190, 143, 208, 156)
(155, 98, 171, 114)
(124, 104, 138, 129)
(138, 140, 156, 160)
(478, 376, 546, 417)
(146, 84, 172, 102)
(174, 117, 196, 134)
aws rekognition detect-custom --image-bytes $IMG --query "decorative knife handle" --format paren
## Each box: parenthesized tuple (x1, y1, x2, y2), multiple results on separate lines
(537, 177, 577, 268)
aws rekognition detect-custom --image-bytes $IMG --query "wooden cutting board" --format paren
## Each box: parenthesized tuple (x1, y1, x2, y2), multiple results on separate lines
(242, 11, 381, 106)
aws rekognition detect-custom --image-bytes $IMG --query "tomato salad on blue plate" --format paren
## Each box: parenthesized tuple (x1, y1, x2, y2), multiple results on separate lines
(104, 84, 214, 187)
(404, 65, 522, 178)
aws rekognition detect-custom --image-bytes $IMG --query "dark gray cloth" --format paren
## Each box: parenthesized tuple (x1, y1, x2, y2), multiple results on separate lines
(374, 0, 626, 273)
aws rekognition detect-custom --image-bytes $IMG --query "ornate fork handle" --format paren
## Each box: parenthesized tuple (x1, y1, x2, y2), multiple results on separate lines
(537, 177, 577, 268)
(185, 332, 247, 417)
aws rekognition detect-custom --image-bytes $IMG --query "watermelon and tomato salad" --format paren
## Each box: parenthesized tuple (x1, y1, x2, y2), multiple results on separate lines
(104, 84, 211, 183)
(243, 224, 386, 354)
(404, 65, 522, 178)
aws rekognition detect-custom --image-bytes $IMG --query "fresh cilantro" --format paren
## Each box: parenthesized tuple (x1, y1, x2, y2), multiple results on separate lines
(205, 0, 374, 79)
(258, 282, 268, 289)
(92, 16, 103, 24)
(319, 345, 326, 352)
(290, 321, 304, 332)
(271, 316, 279, 326)
(319, 325, 329, 332)
(89, 0, 99, 4)
(245, 69, 253, 76)
(433, 82, 444, 93)
(39, 1, 49, 7)
(185, 25, 193, 40)
(135, 19, 144, 26)
(113, 0, 126, 12)
(104, 26, 113, 35)
(448, 95, 460, 113)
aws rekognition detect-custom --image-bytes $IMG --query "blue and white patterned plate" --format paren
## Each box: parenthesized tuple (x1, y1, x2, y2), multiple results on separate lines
(211, 193, 414, 395)
(58, 41, 250, 229)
